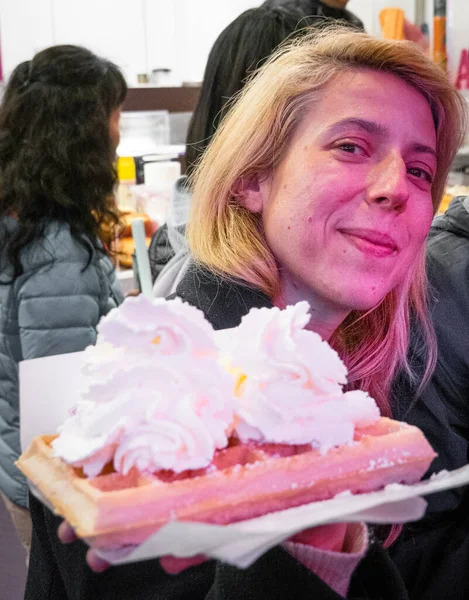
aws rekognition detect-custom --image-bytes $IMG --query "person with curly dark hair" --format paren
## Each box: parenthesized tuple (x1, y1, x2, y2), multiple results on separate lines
(0, 44, 127, 562)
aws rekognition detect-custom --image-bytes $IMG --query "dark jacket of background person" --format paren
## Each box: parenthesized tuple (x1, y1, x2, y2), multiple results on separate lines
(389, 196, 469, 599)
(0, 218, 123, 509)
(148, 177, 189, 284)
(25, 263, 409, 600)
(262, 0, 364, 30)
(149, 7, 315, 281)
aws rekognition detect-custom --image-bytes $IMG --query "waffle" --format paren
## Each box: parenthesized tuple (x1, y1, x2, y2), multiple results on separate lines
(17, 417, 435, 549)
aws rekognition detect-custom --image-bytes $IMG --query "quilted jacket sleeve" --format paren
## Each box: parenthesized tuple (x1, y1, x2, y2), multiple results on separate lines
(14, 254, 112, 360)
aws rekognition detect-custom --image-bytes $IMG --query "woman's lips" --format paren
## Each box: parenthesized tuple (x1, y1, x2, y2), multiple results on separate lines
(339, 229, 398, 258)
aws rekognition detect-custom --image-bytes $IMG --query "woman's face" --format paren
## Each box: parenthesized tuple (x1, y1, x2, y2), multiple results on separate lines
(243, 70, 436, 315)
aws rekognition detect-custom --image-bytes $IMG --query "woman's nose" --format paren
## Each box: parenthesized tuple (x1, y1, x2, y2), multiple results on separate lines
(367, 153, 410, 213)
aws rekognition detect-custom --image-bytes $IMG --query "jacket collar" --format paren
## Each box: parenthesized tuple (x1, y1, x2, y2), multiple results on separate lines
(174, 262, 272, 330)
(431, 195, 469, 240)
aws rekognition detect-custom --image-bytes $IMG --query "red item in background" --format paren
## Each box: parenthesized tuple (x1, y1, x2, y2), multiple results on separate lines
(456, 48, 469, 90)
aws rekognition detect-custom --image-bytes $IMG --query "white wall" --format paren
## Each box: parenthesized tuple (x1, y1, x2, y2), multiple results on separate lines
(1, 1, 423, 85)
(447, 0, 469, 79)
(0, 0, 157, 84)
(181, 0, 257, 84)
(0, 0, 258, 84)
(53, 0, 148, 82)
(1, 0, 54, 75)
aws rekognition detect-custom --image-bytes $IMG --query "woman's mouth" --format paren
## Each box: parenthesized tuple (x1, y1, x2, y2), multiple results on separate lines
(339, 228, 399, 258)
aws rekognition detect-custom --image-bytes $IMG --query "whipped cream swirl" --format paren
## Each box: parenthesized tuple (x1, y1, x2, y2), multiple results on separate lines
(222, 301, 380, 448)
(52, 296, 235, 476)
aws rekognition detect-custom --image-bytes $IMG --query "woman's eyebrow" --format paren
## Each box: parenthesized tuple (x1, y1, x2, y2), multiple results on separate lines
(325, 118, 389, 137)
(325, 118, 437, 158)
(411, 143, 437, 159)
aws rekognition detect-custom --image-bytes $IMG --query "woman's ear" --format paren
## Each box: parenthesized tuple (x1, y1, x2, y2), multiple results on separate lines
(232, 174, 270, 214)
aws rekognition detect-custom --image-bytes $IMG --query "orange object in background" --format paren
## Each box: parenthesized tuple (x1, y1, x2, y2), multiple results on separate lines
(433, 16, 447, 70)
(380, 8, 405, 41)
(117, 236, 151, 269)
(438, 186, 469, 215)
(99, 207, 158, 269)
(438, 193, 452, 215)
(119, 210, 156, 238)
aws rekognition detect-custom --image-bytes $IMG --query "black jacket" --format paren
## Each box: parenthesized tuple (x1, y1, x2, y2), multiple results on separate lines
(148, 224, 177, 283)
(389, 197, 469, 598)
(25, 264, 408, 600)
(262, 0, 364, 30)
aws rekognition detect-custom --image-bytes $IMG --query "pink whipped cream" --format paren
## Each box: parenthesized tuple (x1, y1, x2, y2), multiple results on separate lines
(52, 296, 235, 476)
(220, 301, 380, 448)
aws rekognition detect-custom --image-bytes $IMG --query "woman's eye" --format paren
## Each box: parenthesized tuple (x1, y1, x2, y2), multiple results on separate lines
(337, 143, 364, 155)
(407, 167, 433, 183)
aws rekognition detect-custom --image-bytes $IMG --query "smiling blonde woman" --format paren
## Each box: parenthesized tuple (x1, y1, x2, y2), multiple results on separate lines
(28, 26, 467, 600)
(188, 26, 466, 418)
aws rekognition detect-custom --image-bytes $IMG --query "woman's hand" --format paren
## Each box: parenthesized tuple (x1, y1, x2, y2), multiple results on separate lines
(58, 522, 110, 572)
(58, 520, 348, 574)
(159, 554, 208, 574)
(58, 521, 206, 573)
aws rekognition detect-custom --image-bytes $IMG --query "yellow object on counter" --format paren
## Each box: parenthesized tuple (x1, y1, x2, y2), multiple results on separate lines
(117, 156, 136, 182)
(380, 8, 405, 41)
(438, 186, 469, 215)
(117, 157, 137, 210)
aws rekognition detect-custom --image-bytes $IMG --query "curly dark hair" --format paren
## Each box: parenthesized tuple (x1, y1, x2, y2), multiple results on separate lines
(0, 44, 127, 279)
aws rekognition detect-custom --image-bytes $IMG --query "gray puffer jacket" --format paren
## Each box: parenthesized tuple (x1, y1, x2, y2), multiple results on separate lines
(0, 217, 123, 508)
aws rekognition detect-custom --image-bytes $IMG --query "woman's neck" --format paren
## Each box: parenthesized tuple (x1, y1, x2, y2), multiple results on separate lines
(275, 273, 349, 342)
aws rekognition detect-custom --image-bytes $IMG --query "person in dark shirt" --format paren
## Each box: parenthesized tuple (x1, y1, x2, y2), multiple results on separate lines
(149, 6, 314, 285)
(262, 0, 364, 30)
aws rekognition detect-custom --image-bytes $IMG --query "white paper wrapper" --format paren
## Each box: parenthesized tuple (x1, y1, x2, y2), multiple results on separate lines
(20, 352, 469, 569)
(20, 351, 84, 451)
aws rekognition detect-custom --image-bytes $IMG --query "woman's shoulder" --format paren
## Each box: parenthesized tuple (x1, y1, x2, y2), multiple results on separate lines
(18, 221, 105, 274)
(427, 197, 469, 273)
(1, 219, 119, 301)
(174, 262, 272, 330)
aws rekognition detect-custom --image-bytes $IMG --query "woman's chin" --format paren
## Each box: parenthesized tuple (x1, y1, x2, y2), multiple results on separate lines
(336, 288, 389, 314)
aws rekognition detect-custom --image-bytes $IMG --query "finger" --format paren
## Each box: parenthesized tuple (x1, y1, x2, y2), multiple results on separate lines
(57, 521, 78, 544)
(86, 549, 111, 573)
(290, 523, 348, 552)
(160, 554, 207, 575)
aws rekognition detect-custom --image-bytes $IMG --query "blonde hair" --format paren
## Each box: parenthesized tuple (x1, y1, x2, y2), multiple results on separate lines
(188, 27, 468, 415)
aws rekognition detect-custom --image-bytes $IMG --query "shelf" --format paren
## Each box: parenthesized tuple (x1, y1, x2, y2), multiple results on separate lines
(122, 86, 201, 113)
